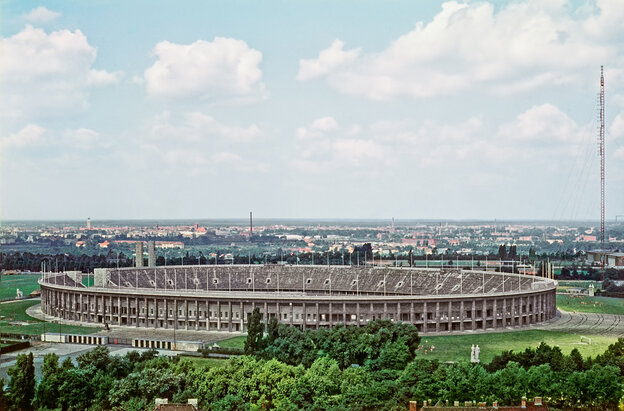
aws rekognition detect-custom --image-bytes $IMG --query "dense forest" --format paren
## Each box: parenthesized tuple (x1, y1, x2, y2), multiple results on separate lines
(2, 319, 624, 410)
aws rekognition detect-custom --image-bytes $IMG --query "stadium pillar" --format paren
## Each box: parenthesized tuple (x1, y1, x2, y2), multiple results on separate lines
(423, 302, 428, 332)
(356, 303, 361, 327)
(240, 301, 244, 332)
(316, 302, 320, 329)
(435, 302, 440, 332)
(343, 302, 347, 324)
(410, 302, 415, 325)
(119, 296, 122, 326)
(482, 300, 487, 330)
(493, 299, 497, 328)
(329, 302, 333, 326)
(460, 301, 465, 331)
(154, 298, 158, 329)
(217, 301, 221, 330)
(228, 301, 232, 332)
(195, 300, 199, 330)
(447, 302, 452, 331)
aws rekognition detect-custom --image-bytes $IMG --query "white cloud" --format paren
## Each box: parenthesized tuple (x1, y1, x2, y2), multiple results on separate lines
(296, 116, 340, 140)
(148, 111, 263, 142)
(297, 1, 620, 99)
(65, 128, 100, 150)
(497, 104, 588, 144)
(609, 112, 624, 141)
(24, 7, 61, 23)
(0, 25, 121, 119)
(1, 124, 47, 148)
(87, 69, 123, 86)
(144, 37, 265, 100)
(614, 146, 624, 159)
(297, 40, 361, 80)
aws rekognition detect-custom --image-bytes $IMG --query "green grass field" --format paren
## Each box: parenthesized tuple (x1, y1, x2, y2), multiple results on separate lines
(216, 335, 246, 349)
(0, 299, 101, 336)
(556, 294, 624, 315)
(557, 280, 601, 288)
(417, 330, 617, 363)
(0, 274, 41, 300)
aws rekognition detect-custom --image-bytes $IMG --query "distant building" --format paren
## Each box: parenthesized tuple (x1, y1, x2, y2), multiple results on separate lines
(586, 250, 624, 268)
(87, 217, 92, 230)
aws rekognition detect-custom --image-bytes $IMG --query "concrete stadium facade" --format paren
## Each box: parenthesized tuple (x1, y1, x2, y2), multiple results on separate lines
(39, 265, 557, 334)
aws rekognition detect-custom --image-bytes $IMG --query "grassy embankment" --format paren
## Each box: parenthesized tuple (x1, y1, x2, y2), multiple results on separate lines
(0, 274, 41, 300)
(0, 299, 101, 335)
(556, 294, 624, 315)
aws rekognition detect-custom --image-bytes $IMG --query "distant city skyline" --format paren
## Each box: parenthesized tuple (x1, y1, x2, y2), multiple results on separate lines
(1, 1, 624, 221)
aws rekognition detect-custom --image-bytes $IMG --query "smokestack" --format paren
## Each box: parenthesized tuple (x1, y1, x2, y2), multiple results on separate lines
(135, 242, 144, 267)
(250, 211, 253, 238)
(148, 241, 156, 267)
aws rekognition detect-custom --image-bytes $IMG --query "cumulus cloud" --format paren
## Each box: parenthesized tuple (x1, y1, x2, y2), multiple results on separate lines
(497, 104, 589, 144)
(144, 37, 265, 100)
(297, 1, 621, 99)
(297, 40, 361, 80)
(148, 111, 263, 142)
(24, 7, 61, 23)
(296, 116, 340, 139)
(1, 124, 47, 148)
(0, 25, 121, 118)
(1, 125, 103, 153)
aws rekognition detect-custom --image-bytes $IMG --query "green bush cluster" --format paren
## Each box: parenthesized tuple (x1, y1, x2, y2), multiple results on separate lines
(2, 330, 624, 410)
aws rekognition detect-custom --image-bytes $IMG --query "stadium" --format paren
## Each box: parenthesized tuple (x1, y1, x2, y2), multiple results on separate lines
(39, 265, 557, 334)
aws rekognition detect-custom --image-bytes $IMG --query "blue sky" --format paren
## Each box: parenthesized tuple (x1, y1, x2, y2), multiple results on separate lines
(1, 0, 623, 221)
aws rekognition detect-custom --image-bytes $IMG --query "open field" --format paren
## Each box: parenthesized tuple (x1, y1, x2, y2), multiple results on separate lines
(556, 294, 624, 314)
(216, 335, 246, 349)
(417, 330, 617, 363)
(0, 299, 100, 336)
(0, 274, 41, 300)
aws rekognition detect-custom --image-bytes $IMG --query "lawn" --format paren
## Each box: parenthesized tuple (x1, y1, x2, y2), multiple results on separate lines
(556, 294, 624, 315)
(417, 330, 617, 363)
(0, 274, 41, 300)
(0, 299, 101, 336)
(215, 335, 246, 349)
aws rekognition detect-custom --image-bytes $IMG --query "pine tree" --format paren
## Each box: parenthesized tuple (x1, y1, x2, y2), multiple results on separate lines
(244, 307, 265, 355)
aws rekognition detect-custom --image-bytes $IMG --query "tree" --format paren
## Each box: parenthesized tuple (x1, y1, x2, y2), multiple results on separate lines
(244, 307, 265, 355)
(34, 353, 62, 410)
(7, 352, 36, 411)
(498, 244, 507, 260)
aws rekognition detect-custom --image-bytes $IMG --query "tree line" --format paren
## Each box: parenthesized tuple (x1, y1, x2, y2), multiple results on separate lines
(3, 320, 624, 410)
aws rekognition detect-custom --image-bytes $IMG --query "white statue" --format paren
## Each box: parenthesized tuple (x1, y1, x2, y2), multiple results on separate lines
(470, 344, 480, 363)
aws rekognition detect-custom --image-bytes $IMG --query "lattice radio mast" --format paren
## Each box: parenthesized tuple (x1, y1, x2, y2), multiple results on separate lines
(599, 66, 606, 267)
